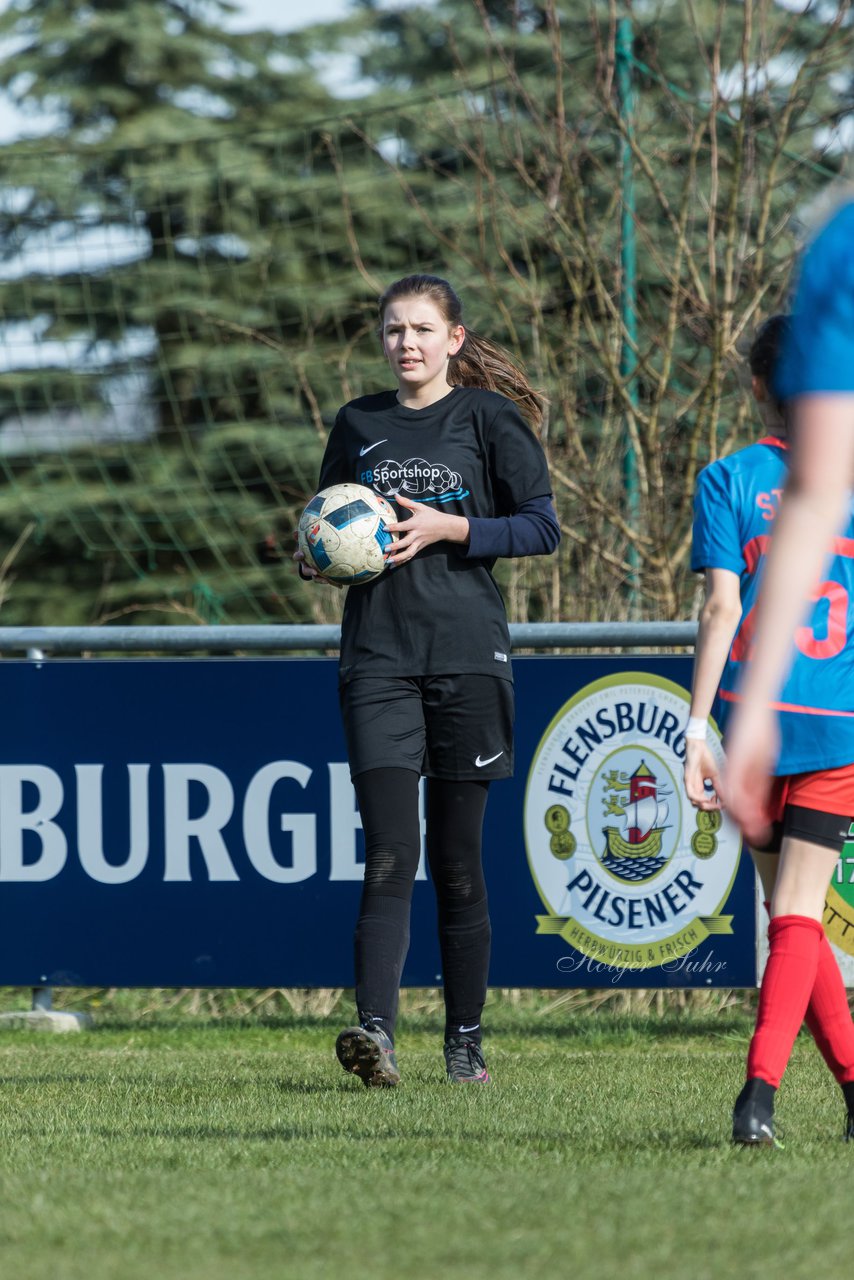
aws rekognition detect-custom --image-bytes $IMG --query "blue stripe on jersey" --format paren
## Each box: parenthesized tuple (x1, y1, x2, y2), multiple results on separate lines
(692, 439, 854, 775)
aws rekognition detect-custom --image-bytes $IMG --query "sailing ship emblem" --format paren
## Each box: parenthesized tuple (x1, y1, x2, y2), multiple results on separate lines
(600, 760, 671, 883)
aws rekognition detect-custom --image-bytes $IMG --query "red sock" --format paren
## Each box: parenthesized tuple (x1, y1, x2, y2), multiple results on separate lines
(804, 934, 854, 1084)
(761, 901, 854, 1085)
(747, 914, 823, 1087)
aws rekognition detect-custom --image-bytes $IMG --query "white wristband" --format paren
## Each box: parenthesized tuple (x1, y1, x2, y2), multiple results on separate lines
(685, 717, 708, 741)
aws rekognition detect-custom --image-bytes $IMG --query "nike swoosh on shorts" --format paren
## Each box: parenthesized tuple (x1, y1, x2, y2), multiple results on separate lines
(475, 751, 504, 768)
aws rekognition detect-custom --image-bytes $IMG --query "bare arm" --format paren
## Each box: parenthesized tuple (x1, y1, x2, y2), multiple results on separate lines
(684, 568, 741, 810)
(723, 395, 854, 837)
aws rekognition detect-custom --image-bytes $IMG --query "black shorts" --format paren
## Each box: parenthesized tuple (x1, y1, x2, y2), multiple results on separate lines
(339, 674, 515, 781)
(749, 763, 854, 855)
(752, 805, 854, 856)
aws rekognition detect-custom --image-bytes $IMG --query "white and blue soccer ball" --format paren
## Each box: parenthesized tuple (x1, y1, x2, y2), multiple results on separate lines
(298, 482, 398, 585)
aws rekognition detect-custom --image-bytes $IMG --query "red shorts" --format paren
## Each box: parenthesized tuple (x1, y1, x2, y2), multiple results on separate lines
(756, 760, 854, 853)
(768, 760, 854, 820)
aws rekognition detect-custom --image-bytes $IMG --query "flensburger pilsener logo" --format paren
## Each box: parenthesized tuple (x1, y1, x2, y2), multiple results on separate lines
(524, 673, 743, 969)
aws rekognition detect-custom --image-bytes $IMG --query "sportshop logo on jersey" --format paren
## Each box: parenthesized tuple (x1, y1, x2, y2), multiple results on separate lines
(524, 673, 743, 970)
(360, 457, 469, 504)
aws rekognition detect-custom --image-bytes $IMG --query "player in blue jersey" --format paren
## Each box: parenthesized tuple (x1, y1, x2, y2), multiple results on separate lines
(296, 274, 559, 1088)
(719, 196, 854, 1144)
(725, 195, 854, 835)
(686, 312, 854, 1146)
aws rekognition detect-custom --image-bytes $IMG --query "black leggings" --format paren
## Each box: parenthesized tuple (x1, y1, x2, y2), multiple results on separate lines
(352, 767, 491, 1040)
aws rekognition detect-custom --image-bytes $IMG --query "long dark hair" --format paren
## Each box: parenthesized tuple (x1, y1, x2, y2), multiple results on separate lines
(377, 274, 545, 429)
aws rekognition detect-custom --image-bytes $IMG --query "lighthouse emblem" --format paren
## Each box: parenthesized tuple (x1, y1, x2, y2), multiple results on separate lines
(599, 758, 672, 884)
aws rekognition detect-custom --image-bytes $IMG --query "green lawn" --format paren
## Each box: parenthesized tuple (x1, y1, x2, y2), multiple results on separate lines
(0, 990, 849, 1280)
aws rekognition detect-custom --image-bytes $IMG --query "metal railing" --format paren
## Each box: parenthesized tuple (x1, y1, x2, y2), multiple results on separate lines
(0, 621, 698, 654)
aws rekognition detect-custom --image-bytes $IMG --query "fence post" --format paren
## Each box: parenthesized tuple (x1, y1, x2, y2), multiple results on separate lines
(616, 15, 640, 615)
(0, 647, 93, 1032)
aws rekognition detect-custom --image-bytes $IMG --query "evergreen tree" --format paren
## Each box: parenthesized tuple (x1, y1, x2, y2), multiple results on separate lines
(0, 0, 341, 626)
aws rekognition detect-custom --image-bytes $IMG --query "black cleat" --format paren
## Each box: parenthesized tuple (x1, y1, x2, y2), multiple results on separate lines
(732, 1077, 780, 1147)
(444, 1035, 490, 1084)
(335, 1025, 400, 1088)
(841, 1082, 854, 1141)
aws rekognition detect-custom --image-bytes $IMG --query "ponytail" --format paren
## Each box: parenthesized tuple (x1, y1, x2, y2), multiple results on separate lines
(449, 330, 544, 430)
(378, 273, 545, 430)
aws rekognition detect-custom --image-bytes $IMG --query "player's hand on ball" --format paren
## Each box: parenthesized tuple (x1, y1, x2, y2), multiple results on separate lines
(384, 493, 469, 566)
(292, 534, 342, 588)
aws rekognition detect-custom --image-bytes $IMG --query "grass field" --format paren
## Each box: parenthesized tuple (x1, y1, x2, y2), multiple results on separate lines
(0, 987, 850, 1280)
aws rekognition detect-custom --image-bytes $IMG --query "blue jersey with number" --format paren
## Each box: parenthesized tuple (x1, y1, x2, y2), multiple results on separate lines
(692, 437, 854, 775)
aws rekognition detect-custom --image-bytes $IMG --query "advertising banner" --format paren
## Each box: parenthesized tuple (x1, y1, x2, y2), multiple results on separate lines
(0, 654, 757, 988)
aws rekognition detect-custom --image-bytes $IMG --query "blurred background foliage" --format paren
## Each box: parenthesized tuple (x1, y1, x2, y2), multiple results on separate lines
(0, 0, 851, 631)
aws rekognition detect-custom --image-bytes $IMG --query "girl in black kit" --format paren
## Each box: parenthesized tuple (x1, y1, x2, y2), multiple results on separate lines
(297, 274, 560, 1086)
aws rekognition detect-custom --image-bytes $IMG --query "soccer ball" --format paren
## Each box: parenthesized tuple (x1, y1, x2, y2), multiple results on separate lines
(297, 482, 398, 585)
